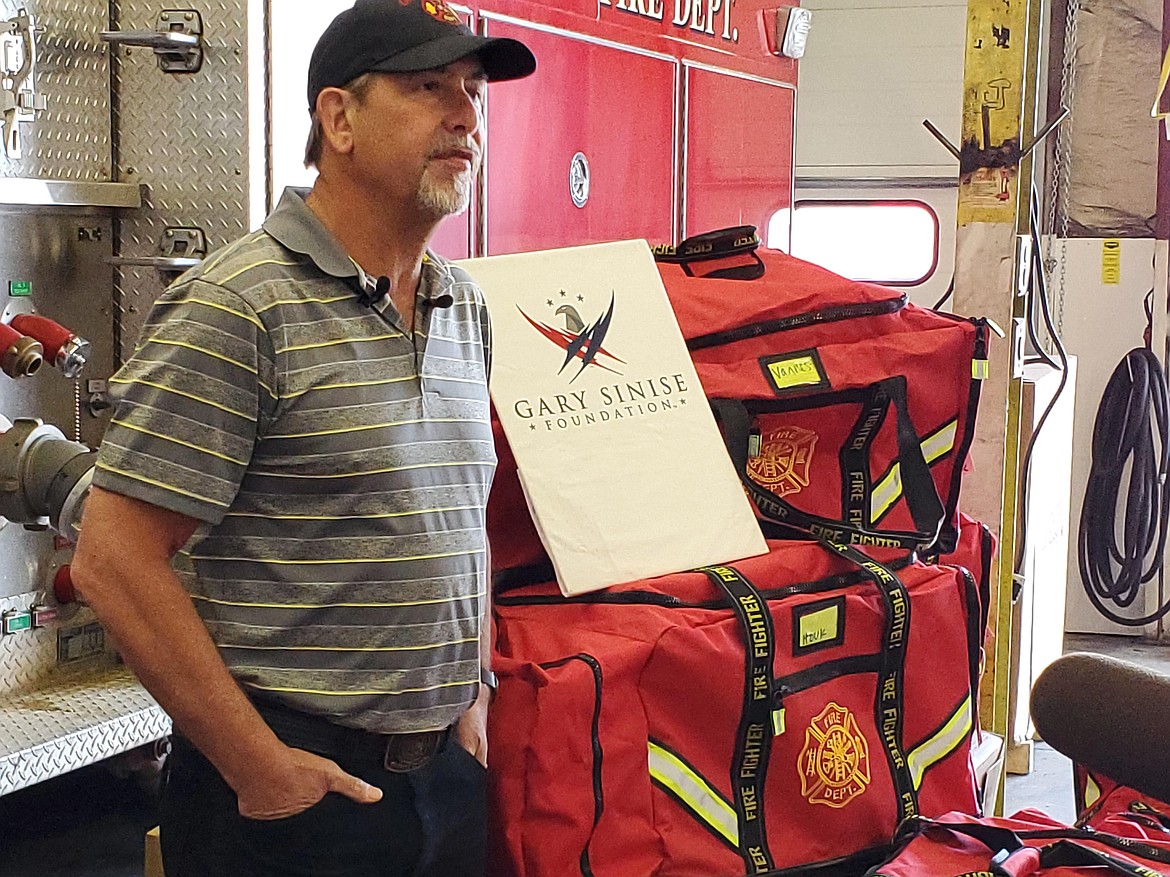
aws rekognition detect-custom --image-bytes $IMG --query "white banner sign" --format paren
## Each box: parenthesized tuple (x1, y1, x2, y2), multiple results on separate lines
(459, 240, 766, 595)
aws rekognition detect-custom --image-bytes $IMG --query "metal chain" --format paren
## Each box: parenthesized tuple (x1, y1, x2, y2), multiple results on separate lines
(73, 379, 82, 442)
(1045, 0, 1080, 342)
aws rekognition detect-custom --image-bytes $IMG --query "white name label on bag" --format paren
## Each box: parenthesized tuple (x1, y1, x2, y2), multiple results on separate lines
(458, 240, 767, 595)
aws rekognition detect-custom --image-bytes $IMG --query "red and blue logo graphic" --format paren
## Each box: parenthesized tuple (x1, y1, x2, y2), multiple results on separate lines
(518, 290, 626, 382)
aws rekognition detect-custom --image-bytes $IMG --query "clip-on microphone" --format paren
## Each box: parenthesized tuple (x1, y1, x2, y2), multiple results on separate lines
(357, 276, 455, 310)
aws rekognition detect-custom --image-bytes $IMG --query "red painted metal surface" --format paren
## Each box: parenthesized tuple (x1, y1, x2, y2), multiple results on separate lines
(477, 0, 799, 83)
(684, 66, 794, 240)
(483, 20, 678, 254)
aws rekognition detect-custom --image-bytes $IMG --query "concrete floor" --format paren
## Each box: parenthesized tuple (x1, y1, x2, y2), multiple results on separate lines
(4, 632, 1168, 877)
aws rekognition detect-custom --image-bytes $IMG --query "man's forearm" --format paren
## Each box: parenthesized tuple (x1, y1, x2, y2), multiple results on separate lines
(71, 491, 286, 793)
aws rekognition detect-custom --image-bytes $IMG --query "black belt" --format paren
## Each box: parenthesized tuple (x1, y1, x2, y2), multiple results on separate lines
(251, 698, 451, 773)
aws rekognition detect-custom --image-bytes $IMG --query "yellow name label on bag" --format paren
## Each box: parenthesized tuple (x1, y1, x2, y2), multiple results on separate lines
(760, 350, 830, 396)
(793, 596, 845, 654)
(798, 605, 839, 649)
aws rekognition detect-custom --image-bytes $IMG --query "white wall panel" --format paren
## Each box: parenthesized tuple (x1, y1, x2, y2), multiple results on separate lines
(1055, 237, 1165, 635)
(795, 0, 967, 177)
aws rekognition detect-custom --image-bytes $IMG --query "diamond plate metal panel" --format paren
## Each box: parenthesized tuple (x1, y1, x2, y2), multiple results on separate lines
(112, 0, 251, 355)
(0, 664, 169, 795)
(0, 0, 113, 180)
(0, 592, 60, 692)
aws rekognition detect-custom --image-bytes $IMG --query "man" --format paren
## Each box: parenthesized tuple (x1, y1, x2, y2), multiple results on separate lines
(70, 2, 535, 874)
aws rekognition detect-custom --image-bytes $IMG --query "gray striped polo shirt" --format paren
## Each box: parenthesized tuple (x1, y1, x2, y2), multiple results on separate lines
(93, 188, 496, 733)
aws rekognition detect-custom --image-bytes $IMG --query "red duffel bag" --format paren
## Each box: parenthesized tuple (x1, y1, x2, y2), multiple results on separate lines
(867, 793, 1170, 877)
(487, 229, 992, 577)
(487, 540, 984, 877)
(933, 512, 996, 647)
(654, 227, 991, 555)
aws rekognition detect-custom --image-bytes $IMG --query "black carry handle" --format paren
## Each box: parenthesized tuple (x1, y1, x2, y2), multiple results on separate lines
(652, 226, 766, 280)
(711, 377, 946, 550)
(882, 375, 946, 541)
(884, 817, 1170, 877)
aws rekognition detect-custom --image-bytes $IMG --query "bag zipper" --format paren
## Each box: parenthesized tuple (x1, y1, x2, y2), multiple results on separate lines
(687, 295, 907, 351)
(538, 653, 604, 877)
(496, 560, 915, 609)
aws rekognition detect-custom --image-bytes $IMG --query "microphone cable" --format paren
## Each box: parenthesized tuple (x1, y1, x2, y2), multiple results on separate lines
(1077, 339, 1170, 626)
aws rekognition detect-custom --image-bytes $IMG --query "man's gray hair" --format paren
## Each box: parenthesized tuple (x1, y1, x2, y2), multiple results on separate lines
(304, 72, 378, 168)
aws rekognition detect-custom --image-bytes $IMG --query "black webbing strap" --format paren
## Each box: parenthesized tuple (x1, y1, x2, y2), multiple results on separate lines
(1041, 840, 1170, 876)
(821, 541, 918, 823)
(842, 385, 889, 530)
(1129, 802, 1170, 834)
(652, 226, 766, 280)
(712, 377, 945, 551)
(700, 565, 777, 874)
(891, 817, 1170, 877)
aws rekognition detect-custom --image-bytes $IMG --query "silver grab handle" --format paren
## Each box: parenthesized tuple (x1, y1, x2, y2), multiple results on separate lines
(107, 256, 202, 270)
(99, 29, 199, 49)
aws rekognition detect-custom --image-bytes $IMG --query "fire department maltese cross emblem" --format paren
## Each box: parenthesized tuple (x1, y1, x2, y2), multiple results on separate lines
(799, 703, 871, 809)
(421, 0, 461, 24)
(747, 426, 819, 497)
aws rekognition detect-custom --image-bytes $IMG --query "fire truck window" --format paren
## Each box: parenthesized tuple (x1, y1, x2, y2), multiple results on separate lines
(268, 2, 354, 199)
(767, 201, 939, 287)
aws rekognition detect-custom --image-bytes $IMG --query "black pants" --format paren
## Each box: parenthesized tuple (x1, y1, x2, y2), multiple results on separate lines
(159, 720, 486, 877)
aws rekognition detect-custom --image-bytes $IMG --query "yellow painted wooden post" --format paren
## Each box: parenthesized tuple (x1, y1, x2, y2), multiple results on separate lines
(952, 0, 1047, 811)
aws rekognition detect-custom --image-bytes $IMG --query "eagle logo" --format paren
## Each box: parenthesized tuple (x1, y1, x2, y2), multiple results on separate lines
(518, 291, 626, 382)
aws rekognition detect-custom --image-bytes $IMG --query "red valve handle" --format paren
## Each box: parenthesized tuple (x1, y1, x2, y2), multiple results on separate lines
(0, 321, 43, 378)
(9, 314, 75, 362)
(53, 565, 77, 604)
(0, 321, 24, 350)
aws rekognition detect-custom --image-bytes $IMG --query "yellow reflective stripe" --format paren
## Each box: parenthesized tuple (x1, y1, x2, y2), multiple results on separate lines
(772, 708, 787, 736)
(1085, 773, 1102, 810)
(109, 377, 255, 420)
(647, 741, 739, 847)
(269, 417, 489, 441)
(94, 463, 230, 508)
(972, 359, 990, 379)
(907, 695, 973, 789)
(870, 420, 958, 521)
(110, 419, 250, 466)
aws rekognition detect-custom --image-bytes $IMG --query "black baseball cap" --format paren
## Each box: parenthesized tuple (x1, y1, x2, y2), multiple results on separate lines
(308, 0, 537, 111)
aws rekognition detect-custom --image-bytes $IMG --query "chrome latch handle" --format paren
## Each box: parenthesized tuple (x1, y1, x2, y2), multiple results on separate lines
(100, 9, 204, 74)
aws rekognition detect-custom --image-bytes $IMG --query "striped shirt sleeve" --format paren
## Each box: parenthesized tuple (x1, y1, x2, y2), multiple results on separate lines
(93, 279, 279, 524)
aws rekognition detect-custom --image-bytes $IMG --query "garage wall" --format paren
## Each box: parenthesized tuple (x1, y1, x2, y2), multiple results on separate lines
(795, 0, 968, 180)
(792, 0, 967, 303)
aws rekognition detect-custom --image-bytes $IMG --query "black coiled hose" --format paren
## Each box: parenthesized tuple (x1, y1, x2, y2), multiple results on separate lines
(1077, 348, 1170, 626)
